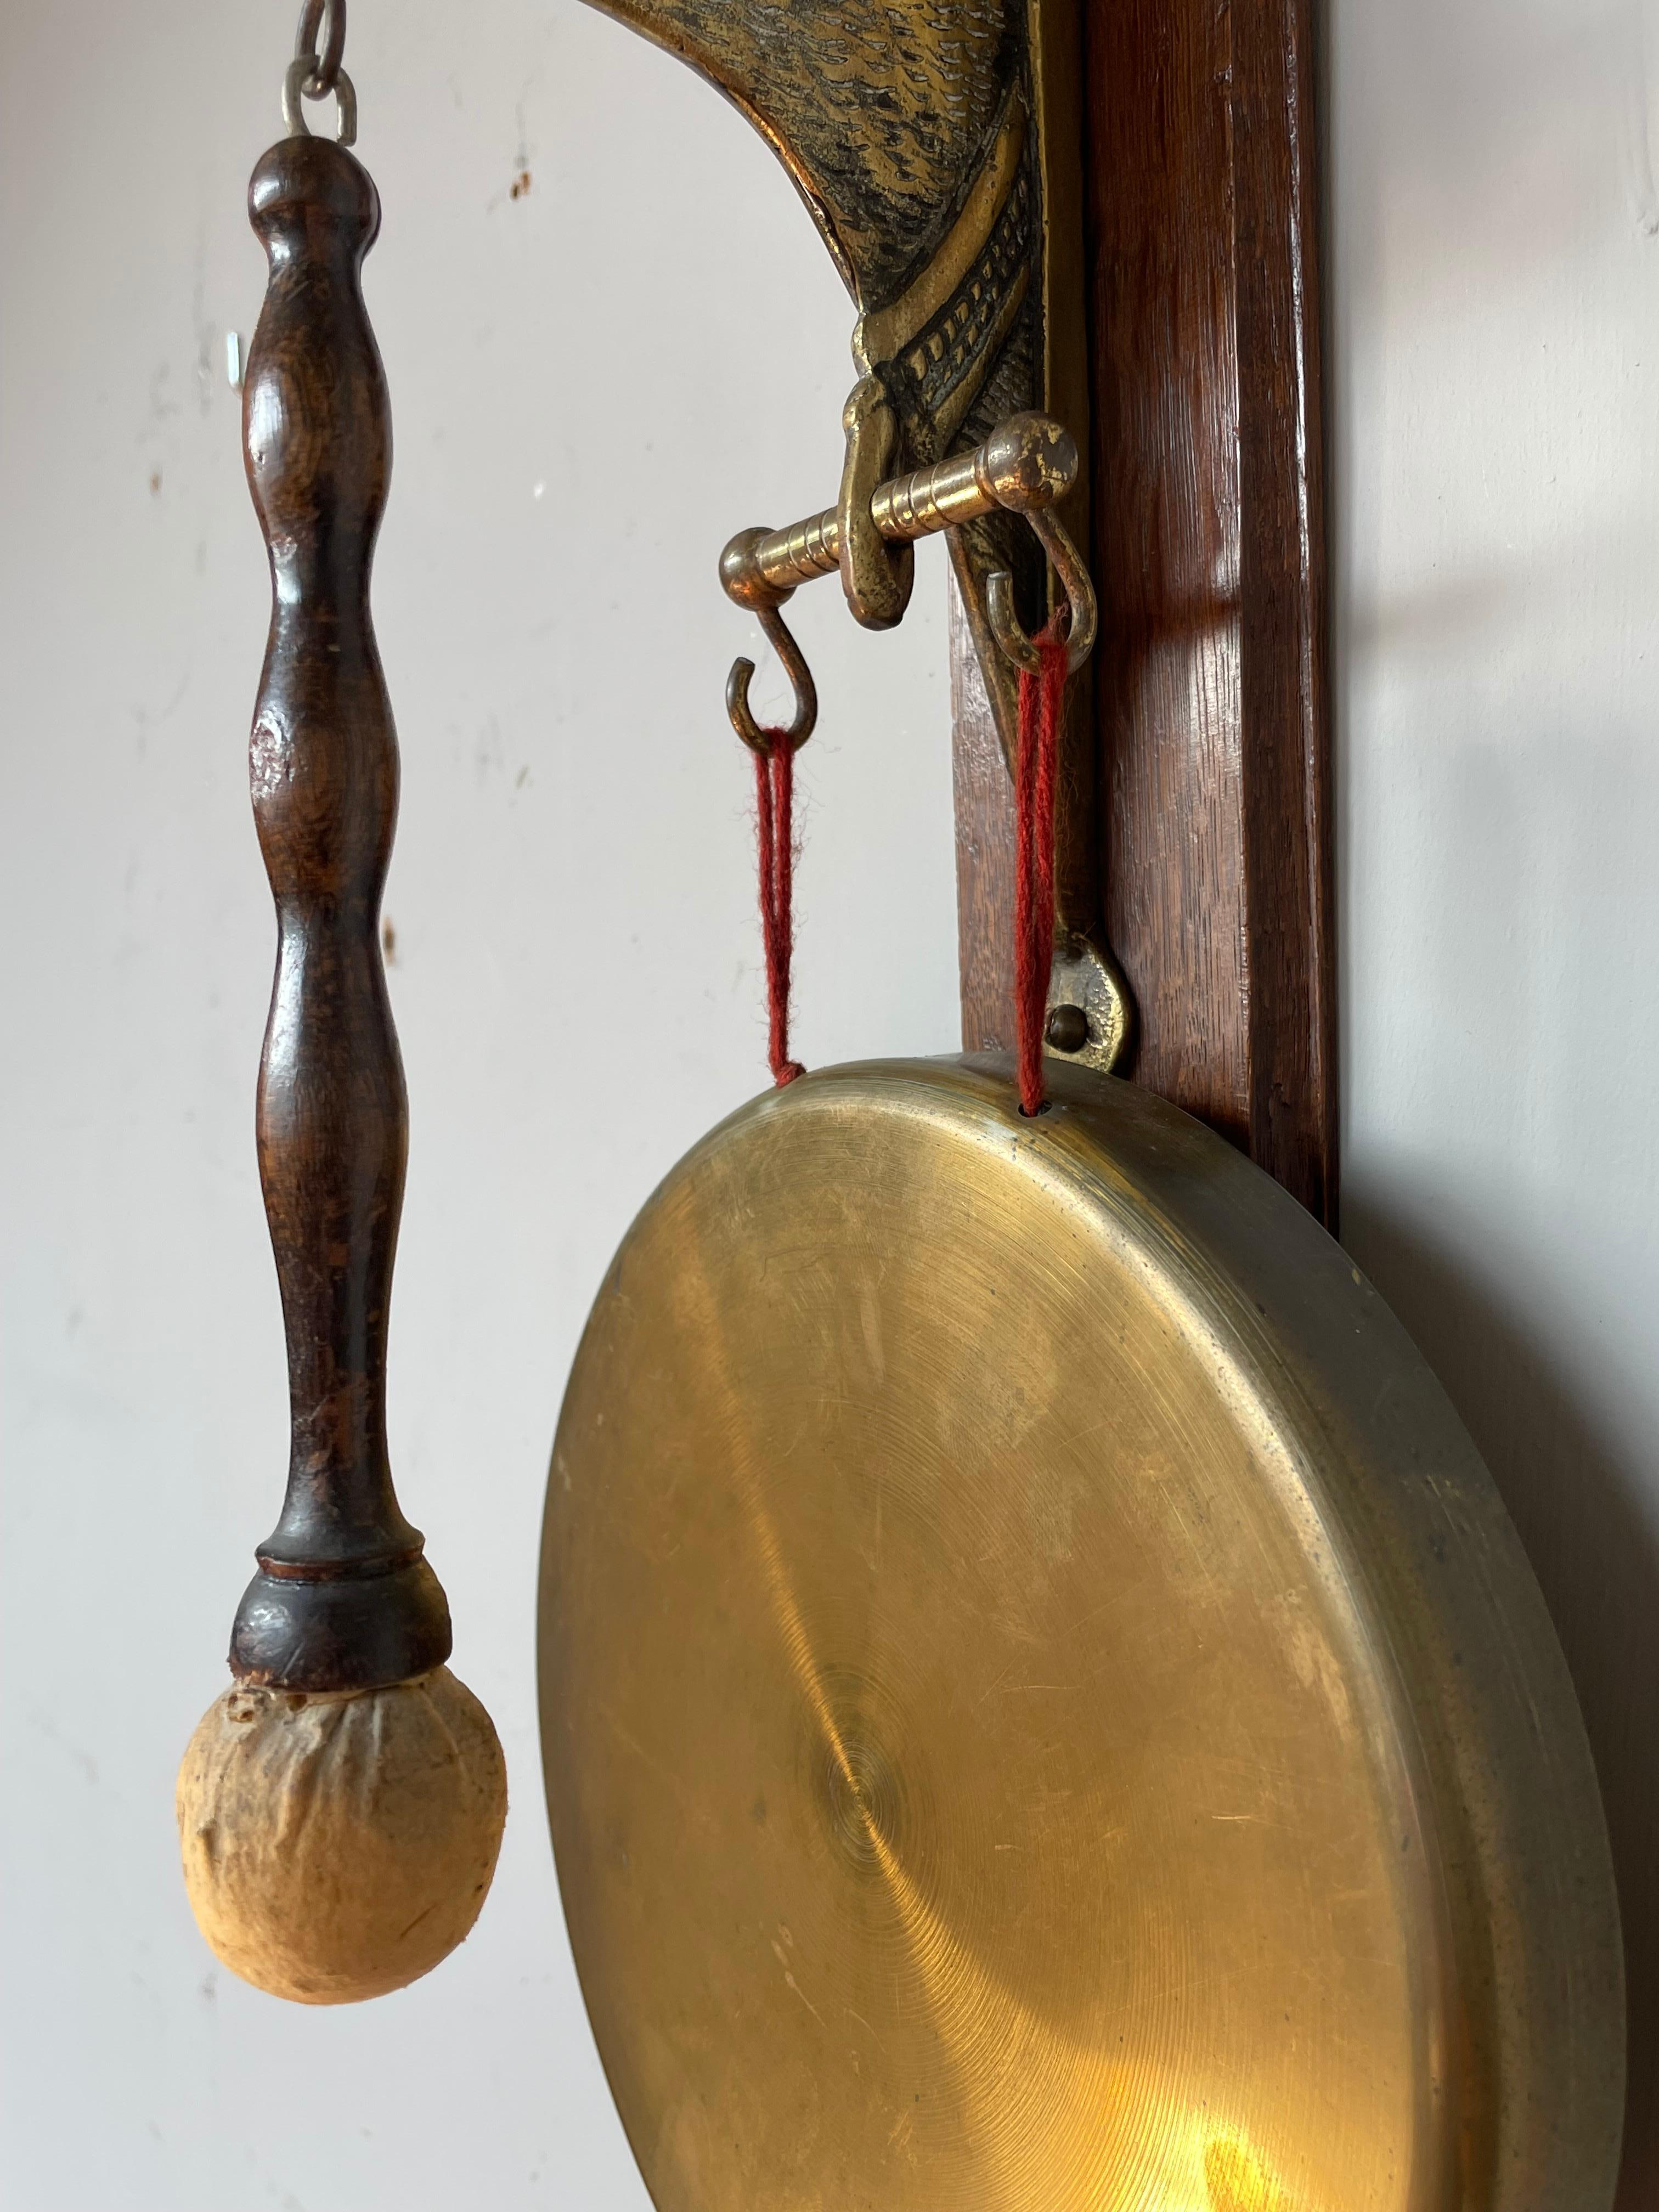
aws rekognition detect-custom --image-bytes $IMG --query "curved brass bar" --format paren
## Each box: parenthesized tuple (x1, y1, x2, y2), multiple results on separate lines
(581, 2, 1023, 311)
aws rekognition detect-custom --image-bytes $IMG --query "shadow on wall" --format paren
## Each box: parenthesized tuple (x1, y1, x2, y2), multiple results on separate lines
(1326, 0, 1659, 2191)
(1343, 1199, 1657, 2203)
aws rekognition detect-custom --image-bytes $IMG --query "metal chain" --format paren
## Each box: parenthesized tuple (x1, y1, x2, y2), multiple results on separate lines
(294, 0, 346, 95)
(282, 0, 356, 145)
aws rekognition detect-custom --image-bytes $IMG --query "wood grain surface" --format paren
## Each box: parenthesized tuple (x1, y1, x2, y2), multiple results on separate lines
(1087, 0, 1333, 1222)
(953, 0, 1335, 1225)
(229, 134, 452, 1692)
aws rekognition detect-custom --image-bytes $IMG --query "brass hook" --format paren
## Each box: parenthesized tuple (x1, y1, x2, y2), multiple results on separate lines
(721, 526, 820, 754)
(985, 507, 1098, 677)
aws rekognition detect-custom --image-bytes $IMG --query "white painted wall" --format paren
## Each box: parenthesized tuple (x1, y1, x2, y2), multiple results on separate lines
(4, 0, 1658, 2204)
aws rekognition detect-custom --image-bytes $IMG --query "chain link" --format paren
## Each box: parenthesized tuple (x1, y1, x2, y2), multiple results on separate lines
(283, 0, 354, 144)
(294, 0, 346, 98)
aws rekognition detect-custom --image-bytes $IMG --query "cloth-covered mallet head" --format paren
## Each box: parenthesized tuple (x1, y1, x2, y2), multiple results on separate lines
(178, 1669, 506, 2004)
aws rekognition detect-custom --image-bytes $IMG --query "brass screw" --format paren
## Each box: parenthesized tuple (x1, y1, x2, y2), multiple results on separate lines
(1045, 1004, 1088, 1054)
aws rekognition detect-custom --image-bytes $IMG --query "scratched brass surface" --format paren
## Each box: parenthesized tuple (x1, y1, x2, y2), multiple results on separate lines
(582, 0, 1017, 311)
(539, 1059, 1622, 2211)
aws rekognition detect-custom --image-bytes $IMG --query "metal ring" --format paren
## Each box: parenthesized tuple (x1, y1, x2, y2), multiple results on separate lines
(294, 0, 346, 95)
(281, 55, 358, 145)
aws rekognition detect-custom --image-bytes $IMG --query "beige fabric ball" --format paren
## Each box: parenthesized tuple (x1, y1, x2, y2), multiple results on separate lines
(178, 1666, 507, 2005)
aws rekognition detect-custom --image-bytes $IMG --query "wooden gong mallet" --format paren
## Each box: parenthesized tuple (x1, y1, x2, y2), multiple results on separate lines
(177, 40, 506, 2007)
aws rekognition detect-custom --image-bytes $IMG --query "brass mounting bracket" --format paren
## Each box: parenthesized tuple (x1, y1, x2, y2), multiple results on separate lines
(1045, 932, 1130, 1075)
(585, 0, 1116, 1046)
(580, 6, 1081, 751)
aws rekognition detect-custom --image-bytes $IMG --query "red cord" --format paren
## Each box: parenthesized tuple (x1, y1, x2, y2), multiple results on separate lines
(747, 634, 1061, 1108)
(1014, 628, 1068, 1117)
(753, 734, 804, 1086)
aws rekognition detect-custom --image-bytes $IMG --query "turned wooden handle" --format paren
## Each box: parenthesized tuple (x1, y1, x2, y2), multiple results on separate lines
(230, 133, 450, 1691)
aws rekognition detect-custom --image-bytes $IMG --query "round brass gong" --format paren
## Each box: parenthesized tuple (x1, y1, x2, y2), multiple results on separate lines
(538, 1058, 1622, 2211)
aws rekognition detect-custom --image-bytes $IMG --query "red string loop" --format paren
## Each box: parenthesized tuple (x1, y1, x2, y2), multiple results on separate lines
(746, 635, 1063, 1109)
(753, 732, 804, 1086)
(1014, 626, 1068, 1118)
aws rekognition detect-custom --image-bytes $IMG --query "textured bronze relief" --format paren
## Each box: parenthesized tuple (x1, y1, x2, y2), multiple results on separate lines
(588, 2, 1024, 309)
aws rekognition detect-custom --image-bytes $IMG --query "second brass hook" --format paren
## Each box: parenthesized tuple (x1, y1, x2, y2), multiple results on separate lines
(985, 508, 1098, 677)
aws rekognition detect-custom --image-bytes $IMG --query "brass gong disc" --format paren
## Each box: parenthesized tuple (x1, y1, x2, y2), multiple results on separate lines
(539, 1058, 1621, 2211)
